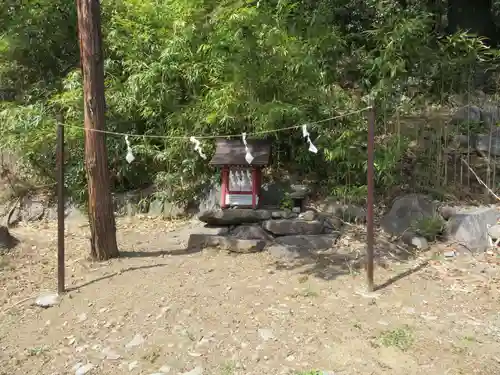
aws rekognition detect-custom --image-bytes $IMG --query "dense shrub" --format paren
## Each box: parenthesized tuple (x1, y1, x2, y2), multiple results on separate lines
(0, 0, 496, 204)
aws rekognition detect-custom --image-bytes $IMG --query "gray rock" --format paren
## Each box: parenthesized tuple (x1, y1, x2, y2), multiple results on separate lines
(163, 201, 185, 218)
(230, 225, 274, 241)
(258, 328, 275, 341)
(148, 199, 164, 216)
(446, 206, 499, 251)
(452, 105, 481, 124)
(444, 250, 456, 258)
(21, 197, 44, 222)
(159, 365, 172, 373)
(195, 184, 221, 213)
(7, 206, 21, 226)
(409, 236, 429, 250)
(187, 234, 267, 253)
(317, 197, 344, 216)
(317, 198, 365, 223)
(487, 224, 500, 239)
(475, 129, 500, 156)
(271, 210, 297, 219)
(299, 210, 316, 221)
(480, 104, 500, 126)
(220, 238, 267, 253)
(381, 194, 436, 235)
(262, 219, 323, 236)
(342, 205, 367, 223)
(199, 225, 229, 235)
(35, 293, 60, 308)
(320, 215, 343, 231)
(198, 209, 271, 225)
(125, 334, 145, 349)
(102, 347, 121, 360)
(439, 206, 456, 221)
(75, 363, 94, 375)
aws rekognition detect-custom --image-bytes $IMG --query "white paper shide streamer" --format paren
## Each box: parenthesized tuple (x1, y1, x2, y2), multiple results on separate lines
(302, 124, 318, 153)
(125, 135, 135, 164)
(242, 132, 254, 164)
(189, 136, 207, 159)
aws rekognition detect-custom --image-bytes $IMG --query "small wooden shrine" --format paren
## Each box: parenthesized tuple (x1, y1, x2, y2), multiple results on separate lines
(210, 139, 271, 209)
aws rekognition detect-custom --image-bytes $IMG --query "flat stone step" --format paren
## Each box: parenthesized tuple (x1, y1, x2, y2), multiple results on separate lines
(262, 219, 323, 236)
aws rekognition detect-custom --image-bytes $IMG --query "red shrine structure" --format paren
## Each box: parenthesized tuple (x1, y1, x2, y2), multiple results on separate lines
(209, 139, 271, 209)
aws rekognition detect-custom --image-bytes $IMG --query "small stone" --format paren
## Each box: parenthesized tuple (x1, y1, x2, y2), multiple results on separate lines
(258, 328, 275, 341)
(75, 363, 94, 375)
(102, 347, 121, 360)
(411, 236, 429, 250)
(78, 313, 88, 322)
(159, 365, 171, 373)
(401, 307, 415, 314)
(35, 293, 59, 308)
(180, 366, 203, 375)
(128, 361, 139, 371)
(125, 334, 145, 348)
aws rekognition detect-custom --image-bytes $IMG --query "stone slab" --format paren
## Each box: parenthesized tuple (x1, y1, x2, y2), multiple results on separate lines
(446, 206, 499, 251)
(187, 234, 266, 253)
(198, 209, 271, 225)
(262, 219, 323, 236)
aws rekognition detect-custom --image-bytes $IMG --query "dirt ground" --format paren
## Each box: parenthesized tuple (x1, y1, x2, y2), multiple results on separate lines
(1, 216, 500, 375)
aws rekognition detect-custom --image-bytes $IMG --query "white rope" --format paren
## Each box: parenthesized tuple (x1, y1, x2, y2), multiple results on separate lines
(60, 107, 372, 140)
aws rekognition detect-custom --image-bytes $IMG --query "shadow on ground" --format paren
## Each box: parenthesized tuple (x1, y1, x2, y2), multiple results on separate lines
(270, 226, 430, 290)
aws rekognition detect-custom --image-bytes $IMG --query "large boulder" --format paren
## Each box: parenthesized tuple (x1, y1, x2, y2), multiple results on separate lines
(381, 194, 436, 236)
(475, 127, 500, 156)
(198, 209, 271, 225)
(446, 206, 499, 251)
(262, 219, 323, 236)
(451, 105, 481, 125)
(187, 234, 266, 253)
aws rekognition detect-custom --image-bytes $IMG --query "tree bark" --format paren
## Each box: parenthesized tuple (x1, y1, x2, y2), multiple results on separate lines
(76, 0, 119, 260)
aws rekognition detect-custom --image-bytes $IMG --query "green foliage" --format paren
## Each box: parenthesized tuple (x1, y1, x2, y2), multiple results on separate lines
(412, 216, 445, 241)
(379, 325, 414, 351)
(0, 0, 497, 204)
(279, 193, 294, 210)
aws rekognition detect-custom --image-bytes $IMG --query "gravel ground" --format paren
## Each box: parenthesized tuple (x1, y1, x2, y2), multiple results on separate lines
(1, 216, 500, 375)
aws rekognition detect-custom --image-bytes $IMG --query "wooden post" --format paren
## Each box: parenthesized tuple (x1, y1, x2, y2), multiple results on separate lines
(56, 115, 65, 294)
(366, 106, 376, 292)
(76, 0, 119, 260)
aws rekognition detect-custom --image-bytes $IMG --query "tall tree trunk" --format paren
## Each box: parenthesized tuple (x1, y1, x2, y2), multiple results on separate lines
(76, 0, 119, 260)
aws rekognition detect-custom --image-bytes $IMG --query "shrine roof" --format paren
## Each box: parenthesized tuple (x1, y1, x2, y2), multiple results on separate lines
(209, 139, 271, 166)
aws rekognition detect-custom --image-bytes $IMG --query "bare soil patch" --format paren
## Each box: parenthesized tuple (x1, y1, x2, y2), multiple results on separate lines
(1, 217, 500, 375)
